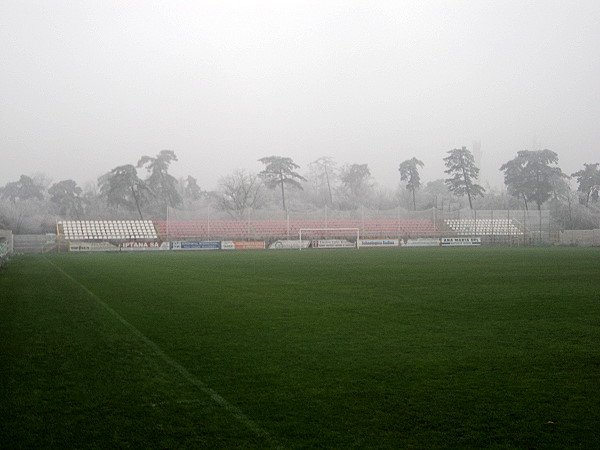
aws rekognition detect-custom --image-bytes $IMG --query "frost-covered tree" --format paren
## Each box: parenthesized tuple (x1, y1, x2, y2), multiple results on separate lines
(572, 163, 600, 207)
(214, 170, 266, 219)
(258, 156, 306, 215)
(1, 175, 45, 203)
(500, 150, 565, 210)
(98, 165, 153, 220)
(309, 156, 337, 206)
(444, 147, 485, 209)
(137, 150, 182, 210)
(399, 157, 424, 210)
(48, 179, 84, 219)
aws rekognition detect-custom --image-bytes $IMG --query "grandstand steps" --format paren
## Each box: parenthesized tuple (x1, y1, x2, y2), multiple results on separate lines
(510, 219, 530, 236)
(153, 219, 439, 240)
(444, 218, 523, 237)
(434, 220, 454, 234)
(59, 220, 158, 241)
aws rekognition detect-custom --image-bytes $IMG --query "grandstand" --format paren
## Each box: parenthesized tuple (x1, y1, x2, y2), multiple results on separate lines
(54, 215, 539, 248)
(153, 218, 439, 240)
(444, 219, 521, 236)
(58, 220, 158, 241)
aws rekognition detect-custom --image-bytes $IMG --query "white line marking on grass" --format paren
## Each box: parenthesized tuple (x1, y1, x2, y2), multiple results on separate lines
(141, 399, 205, 407)
(44, 257, 283, 449)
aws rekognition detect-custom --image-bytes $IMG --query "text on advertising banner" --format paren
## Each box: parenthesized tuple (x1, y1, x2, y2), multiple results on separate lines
(172, 241, 220, 250)
(233, 241, 265, 250)
(441, 237, 481, 246)
(358, 239, 399, 247)
(120, 242, 170, 251)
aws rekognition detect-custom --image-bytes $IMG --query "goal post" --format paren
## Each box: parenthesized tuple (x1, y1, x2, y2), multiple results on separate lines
(298, 228, 360, 250)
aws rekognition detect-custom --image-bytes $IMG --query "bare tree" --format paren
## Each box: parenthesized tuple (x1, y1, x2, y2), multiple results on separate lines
(340, 164, 371, 196)
(214, 170, 266, 219)
(309, 156, 337, 206)
(422, 179, 454, 211)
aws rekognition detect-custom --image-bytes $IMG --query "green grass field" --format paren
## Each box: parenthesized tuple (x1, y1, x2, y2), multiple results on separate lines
(1, 248, 599, 448)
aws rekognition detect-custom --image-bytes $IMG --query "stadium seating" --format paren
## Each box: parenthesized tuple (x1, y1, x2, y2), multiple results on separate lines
(444, 219, 521, 236)
(152, 219, 439, 240)
(57, 218, 527, 241)
(59, 220, 158, 241)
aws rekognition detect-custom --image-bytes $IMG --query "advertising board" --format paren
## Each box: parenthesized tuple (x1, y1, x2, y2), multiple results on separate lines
(441, 237, 481, 246)
(120, 241, 170, 251)
(401, 238, 441, 247)
(172, 241, 220, 250)
(69, 241, 119, 252)
(358, 239, 399, 248)
(269, 240, 310, 249)
(232, 240, 265, 250)
(221, 240, 265, 250)
(312, 239, 355, 249)
(221, 241, 235, 250)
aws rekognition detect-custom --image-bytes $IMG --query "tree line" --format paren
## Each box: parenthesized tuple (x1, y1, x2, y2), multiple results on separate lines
(1, 147, 599, 233)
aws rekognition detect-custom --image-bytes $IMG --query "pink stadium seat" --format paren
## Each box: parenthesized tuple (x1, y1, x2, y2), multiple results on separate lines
(149, 219, 440, 240)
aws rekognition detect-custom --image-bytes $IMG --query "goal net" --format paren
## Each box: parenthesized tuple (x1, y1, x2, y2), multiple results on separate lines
(298, 228, 360, 249)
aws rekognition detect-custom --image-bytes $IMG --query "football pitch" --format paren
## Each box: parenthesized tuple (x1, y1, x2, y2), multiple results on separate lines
(1, 248, 599, 448)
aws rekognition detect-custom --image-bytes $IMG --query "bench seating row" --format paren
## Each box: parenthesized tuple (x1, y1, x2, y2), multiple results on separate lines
(153, 219, 439, 239)
(445, 219, 521, 236)
(59, 220, 158, 240)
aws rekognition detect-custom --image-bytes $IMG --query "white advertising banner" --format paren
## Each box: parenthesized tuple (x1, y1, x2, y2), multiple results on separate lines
(441, 237, 481, 246)
(401, 238, 441, 247)
(172, 241, 220, 250)
(269, 240, 310, 249)
(69, 241, 119, 252)
(221, 241, 235, 250)
(312, 239, 355, 249)
(120, 242, 169, 251)
(358, 239, 399, 248)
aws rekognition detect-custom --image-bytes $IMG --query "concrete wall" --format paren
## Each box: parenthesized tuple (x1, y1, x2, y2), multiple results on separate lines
(13, 234, 56, 254)
(559, 229, 600, 247)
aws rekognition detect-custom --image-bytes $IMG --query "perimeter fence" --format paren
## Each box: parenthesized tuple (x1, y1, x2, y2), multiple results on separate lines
(0, 229, 13, 265)
(166, 205, 554, 245)
(559, 229, 600, 247)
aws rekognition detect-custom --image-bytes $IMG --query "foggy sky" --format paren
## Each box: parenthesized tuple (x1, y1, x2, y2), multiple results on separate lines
(2, 0, 599, 192)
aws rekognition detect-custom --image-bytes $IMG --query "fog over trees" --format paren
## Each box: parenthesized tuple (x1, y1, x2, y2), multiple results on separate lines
(4, 3, 599, 193)
(399, 158, 424, 211)
(444, 147, 485, 210)
(137, 150, 182, 212)
(258, 156, 306, 216)
(572, 164, 600, 208)
(500, 150, 566, 211)
(2, 148, 599, 234)
(213, 170, 265, 220)
(2, 2, 599, 235)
